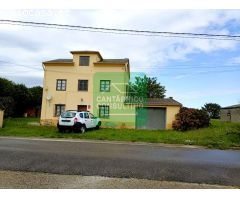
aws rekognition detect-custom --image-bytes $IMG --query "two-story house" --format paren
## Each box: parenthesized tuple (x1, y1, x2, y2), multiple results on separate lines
(40, 51, 181, 130)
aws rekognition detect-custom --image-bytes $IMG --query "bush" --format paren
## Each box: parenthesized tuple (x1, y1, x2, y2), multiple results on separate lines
(173, 107, 210, 131)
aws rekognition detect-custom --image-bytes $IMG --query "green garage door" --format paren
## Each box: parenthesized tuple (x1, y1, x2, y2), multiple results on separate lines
(136, 107, 166, 130)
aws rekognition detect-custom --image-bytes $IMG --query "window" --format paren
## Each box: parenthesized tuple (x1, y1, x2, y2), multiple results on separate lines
(89, 113, 95, 119)
(78, 80, 88, 91)
(84, 112, 89, 119)
(56, 79, 66, 91)
(99, 105, 109, 118)
(79, 113, 84, 118)
(55, 104, 65, 116)
(61, 112, 76, 118)
(100, 80, 110, 92)
(79, 56, 90, 66)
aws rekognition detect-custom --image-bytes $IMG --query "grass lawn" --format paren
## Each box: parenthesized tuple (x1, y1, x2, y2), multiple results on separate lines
(0, 118, 240, 149)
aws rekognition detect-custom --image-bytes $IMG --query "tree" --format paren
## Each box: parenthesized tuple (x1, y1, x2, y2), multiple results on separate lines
(11, 84, 31, 117)
(28, 86, 43, 116)
(128, 75, 166, 98)
(0, 78, 15, 96)
(0, 77, 43, 117)
(202, 103, 221, 119)
(29, 86, 43, 106)
(0, 96, 15, 117)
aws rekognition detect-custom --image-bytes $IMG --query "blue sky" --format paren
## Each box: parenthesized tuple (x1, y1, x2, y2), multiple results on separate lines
(0, 10, 240, 108)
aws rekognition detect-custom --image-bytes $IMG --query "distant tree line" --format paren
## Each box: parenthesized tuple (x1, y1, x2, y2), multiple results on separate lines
(0, 77, 42, 117)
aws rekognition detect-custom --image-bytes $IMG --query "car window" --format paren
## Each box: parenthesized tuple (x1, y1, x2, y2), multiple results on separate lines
(89, 113, 95, 118)
(61, 112, 76, 118)
(84, 113, 89, 119)
(79, 113, 84, 118)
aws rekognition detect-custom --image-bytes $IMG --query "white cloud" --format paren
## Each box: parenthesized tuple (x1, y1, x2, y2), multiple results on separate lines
(1, 9, 240, 85)
(229, 56, 240, 64)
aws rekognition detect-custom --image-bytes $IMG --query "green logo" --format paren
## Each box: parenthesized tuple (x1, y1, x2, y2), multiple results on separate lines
(93, 72, 147, 128)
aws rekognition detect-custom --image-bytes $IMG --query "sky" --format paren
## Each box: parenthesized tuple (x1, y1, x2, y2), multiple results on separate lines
(0, 9, 240, 108)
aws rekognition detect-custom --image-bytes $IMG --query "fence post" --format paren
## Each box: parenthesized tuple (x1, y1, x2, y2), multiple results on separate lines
(0, 110, 4, 128)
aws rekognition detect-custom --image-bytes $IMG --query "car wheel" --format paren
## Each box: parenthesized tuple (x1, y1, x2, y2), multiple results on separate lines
(73, 124, 81, 133)
(57, 124, 64, 133)
(95, 122, 101, 130)
(80, 125, 86, 134)
(58, 127, 64, 133)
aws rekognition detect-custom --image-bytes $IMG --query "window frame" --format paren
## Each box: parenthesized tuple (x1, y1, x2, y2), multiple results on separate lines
(79, 56, 90, 66)
(78, 80, 88, 91)
(99, 105, 110, 118)
(55, 104, 65, 117)
(56, 79, 67, 91)
(100, 80, 111, 92)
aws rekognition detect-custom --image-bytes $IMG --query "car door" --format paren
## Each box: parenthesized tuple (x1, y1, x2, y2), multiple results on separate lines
(83, 112, 92, 128)
(89, 113, 96, 128)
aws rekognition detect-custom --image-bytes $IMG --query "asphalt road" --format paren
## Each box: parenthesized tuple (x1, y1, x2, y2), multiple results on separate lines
(0, 137, 239, 186)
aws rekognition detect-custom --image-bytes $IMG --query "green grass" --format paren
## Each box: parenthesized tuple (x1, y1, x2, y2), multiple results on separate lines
(0, 118, 240, 149)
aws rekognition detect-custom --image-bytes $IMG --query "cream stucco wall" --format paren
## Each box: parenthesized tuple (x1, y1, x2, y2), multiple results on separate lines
(166, 106, 180, 129)
(40, 52, 127, 125)
(0, 110, 4, 128)
(40, 51, 180, 129)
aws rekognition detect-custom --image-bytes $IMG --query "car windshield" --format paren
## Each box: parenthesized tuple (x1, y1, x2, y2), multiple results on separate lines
(89, 113, 95, 118)
(61, 112, 76, 118)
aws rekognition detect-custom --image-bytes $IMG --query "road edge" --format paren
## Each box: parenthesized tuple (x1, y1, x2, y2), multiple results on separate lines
(0, 136, 221, 150)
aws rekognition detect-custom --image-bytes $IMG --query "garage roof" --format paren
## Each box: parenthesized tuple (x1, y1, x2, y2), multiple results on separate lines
(221, 104, 240, 109)
(125, 97, 182, 106)
(97, 59, 129, 64)
(147, 98, 182, 106)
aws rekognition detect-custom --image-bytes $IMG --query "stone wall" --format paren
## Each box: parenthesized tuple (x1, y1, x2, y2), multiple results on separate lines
(220, 108, 240, 122)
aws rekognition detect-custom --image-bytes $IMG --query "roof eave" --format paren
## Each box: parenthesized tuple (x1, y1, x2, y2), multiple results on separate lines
(70, 51, 103, 60)
(93, 62, 126, 66)
(222, 106, 240, 109)
(124, 103, 182, 106)
(43, 62, 74, 66)
(147, 104, 182, 106)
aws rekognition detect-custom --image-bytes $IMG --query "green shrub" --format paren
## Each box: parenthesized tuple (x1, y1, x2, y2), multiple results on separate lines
(173, 107, 210, 131)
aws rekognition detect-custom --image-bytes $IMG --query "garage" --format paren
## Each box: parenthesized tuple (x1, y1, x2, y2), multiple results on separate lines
(136, 107, 166, 130)
(135, 98, 182, 130)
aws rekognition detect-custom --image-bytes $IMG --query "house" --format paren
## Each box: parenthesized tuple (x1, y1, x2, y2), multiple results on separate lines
(40, 50, 181, 130)
(220, 104, 240, 122)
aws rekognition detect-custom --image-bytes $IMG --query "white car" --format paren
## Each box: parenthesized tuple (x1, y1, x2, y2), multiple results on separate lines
(57, 110, 101, 133)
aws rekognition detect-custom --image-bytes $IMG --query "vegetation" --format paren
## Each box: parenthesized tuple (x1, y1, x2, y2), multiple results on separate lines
(0, 77, 42, 117)
(0, 96, 15, 117)
(0, 118, 239, 150)
(128, 75, 166, 98)
(202, 103, 221, 119)
(173, 107, 210, 131)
